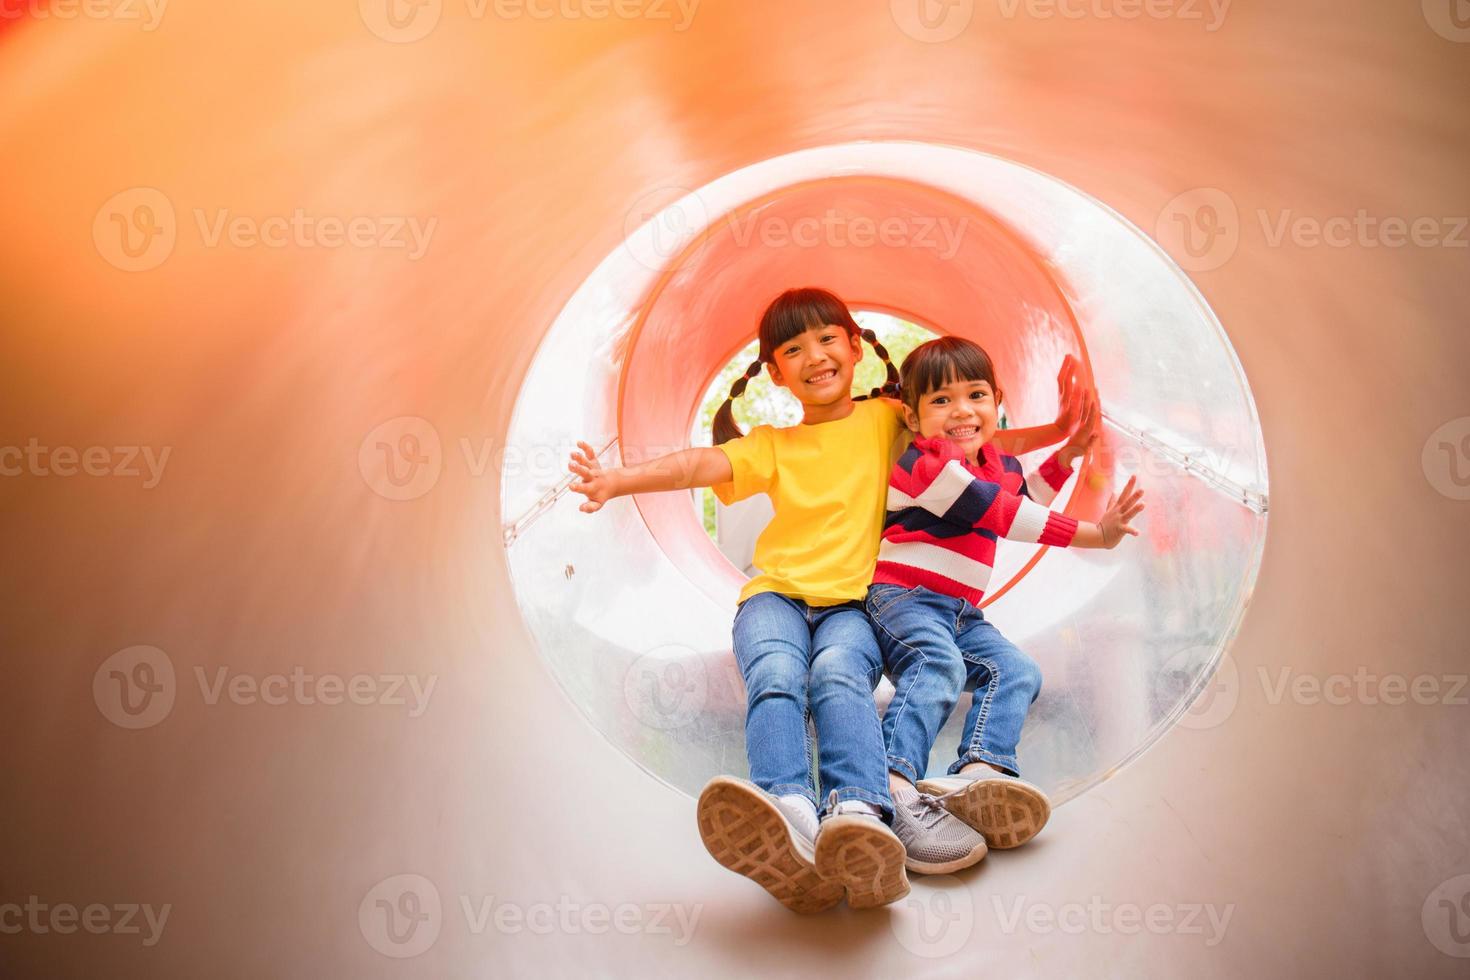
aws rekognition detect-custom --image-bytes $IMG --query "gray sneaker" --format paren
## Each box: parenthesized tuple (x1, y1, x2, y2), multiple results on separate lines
(890, 783, 989, 874)
(917, 768, 1052, 849)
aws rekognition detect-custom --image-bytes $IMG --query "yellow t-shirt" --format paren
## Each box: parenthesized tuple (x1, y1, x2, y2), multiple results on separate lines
(713, 398, 908, 606)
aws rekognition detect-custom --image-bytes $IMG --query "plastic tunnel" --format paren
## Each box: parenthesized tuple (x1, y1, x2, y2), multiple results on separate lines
(2, 1, 1467, 977)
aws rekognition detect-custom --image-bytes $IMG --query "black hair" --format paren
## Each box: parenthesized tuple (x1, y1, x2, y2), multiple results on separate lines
(897, 336, 1000, 415)
(712, 288, 899, 444)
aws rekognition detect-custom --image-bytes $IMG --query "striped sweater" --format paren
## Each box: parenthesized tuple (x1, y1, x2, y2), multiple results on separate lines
(872, 435, 1079, 606)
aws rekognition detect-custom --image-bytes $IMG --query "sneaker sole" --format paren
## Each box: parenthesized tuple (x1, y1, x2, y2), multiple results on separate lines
(916, 777, 1051, 849)
(696, 777, 843, 914)
(814, 815, 911, 909)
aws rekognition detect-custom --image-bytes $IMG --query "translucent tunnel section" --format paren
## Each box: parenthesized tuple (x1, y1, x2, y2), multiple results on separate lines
(501, 142, 1268, 804)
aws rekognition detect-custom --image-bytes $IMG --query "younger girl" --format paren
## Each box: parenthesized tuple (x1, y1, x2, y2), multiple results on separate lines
(866, 336, 1145, 871)
(567, 292, 1079, 912)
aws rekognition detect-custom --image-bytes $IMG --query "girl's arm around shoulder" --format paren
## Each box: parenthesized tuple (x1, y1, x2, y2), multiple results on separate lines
(568, 441, 733, 514)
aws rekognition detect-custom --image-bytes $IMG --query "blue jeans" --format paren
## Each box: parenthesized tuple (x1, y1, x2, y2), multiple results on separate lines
(864, 583, 1043, 783)
(732, 591, 893, 820)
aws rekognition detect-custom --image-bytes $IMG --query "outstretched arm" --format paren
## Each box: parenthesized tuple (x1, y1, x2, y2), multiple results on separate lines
(568, 441, 733, 514)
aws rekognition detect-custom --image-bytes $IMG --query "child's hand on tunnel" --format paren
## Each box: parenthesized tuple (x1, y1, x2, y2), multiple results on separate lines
(1098, 475, 1146, 548)
(568, 440, 617, 513)
(1052, 355, 1086, 434)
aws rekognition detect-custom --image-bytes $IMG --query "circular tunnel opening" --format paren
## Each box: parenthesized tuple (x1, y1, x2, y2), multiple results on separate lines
(501, 142, 1268, 805)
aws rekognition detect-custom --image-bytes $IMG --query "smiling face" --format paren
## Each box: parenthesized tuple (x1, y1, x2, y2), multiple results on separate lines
(766, 323, 864, 408)
(905, 375, 1003, 464)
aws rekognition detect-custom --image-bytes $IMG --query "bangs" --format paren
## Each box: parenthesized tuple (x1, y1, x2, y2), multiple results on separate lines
(758, 288, 858, 356)
(900, 337, 997, 409)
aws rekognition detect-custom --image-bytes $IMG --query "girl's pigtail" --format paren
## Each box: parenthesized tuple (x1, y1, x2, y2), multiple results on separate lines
(712, 358, 764, 445)
(854, 328, 902, 400)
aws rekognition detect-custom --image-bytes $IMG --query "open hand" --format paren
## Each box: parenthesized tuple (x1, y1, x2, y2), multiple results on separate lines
(1098, 475, 1145, 548)
(568, 440, 617, 514)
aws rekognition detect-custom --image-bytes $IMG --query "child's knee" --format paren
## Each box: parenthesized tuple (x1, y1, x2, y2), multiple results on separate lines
(809, 644, 875, 690)
(1014, 652, 1043, 699)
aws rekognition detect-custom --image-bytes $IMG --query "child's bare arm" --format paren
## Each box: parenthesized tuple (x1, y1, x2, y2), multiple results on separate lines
(568, 441, 733, 514)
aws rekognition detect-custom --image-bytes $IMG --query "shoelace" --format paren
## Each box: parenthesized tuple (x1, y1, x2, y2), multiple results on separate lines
(908, 793, 951, 830)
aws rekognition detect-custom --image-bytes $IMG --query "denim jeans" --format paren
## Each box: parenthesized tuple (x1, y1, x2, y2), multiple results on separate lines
(732, 591, 893, 820)
(864, 583, 1043, 782)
